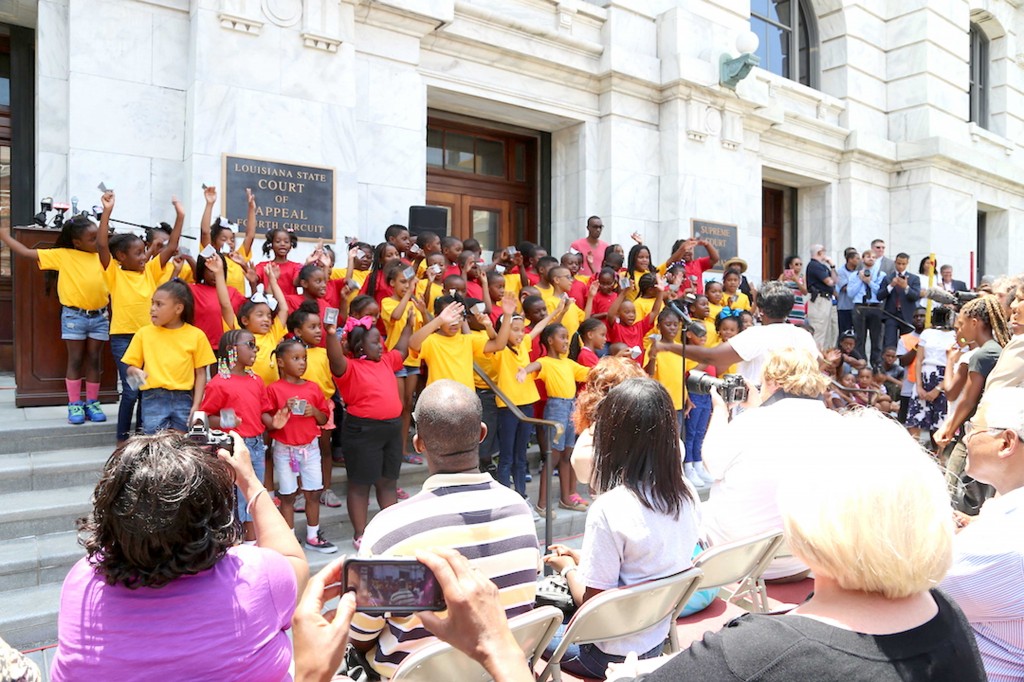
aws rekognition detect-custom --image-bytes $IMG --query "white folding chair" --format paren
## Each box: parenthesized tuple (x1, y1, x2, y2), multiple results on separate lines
(538, 567, 703, 682)
(389, 605, 563, 681)
(692, 530, 785, 614)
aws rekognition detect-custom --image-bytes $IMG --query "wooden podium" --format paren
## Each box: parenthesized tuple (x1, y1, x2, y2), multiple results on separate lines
(13, 225, 118, 407)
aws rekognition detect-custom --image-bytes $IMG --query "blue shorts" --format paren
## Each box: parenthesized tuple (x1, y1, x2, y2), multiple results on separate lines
(141, 388, 192, 434)
(395, 365, 420, 378)
(544, 397, 577, 451)
(61, 306, 110, 341)
(237, 436, 267, 523)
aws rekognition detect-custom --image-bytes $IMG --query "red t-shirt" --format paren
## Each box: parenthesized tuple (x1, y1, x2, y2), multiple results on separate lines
(465, 280, 483, 301)
(607, 318, 655, 364)
(190, 283, 246, 350)
(577, 346, 599, 368)
(442, 264, 462, 280)
(334, 350, 404, 420)
(359, 272, 394, 306)
(199, 373, 273, 438)
(255, 260, 302, 299)
(266, 379, 330, 446)
(684, 257, 713, 295)
(284, 293, 341, 348)
(589, 290, 616, 317)
(568, 279, 588, 309)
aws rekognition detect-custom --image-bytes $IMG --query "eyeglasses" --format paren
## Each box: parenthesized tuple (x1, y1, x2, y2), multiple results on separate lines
(238, 340, 258, 351)
(963, 420, 1011, 443)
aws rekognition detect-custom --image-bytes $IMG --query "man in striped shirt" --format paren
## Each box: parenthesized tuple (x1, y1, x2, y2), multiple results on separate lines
(349, 380, 540, 679)
(941, 387, 1024, 682)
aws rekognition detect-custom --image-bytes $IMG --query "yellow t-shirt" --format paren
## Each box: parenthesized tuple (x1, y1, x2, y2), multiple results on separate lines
(303, 346, 336, 399)
(634, 295, 656, 323)
(471, 330, 498, 390)
(252, 319, 287, 385)
(122, 323, 215, 391)
(419, 332, 488, 389)
(495, 339, 539, 408)
(723, 291, 751, 311)
(535, 355, 589, 399)
(224, 245, 251, 295)
(503, 273, 523, 298)
(537, 285, 560, 314)
(574, 274, 589, 285)
(418, 279, 443, 318)
(560, 301, 586, 340)
(381, 296, 424, 368)
(653, 350, 684, 411)
(37, 248, 108, 310)
(703, 316, 719, 348)
(156, 258, 194, 285)
(105, 257, 165, 334)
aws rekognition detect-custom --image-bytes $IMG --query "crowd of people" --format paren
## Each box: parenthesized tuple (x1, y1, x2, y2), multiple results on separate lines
(5, 192, 1023, 681)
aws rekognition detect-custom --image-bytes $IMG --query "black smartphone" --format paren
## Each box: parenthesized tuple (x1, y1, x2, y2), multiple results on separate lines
(342, 557, 446, 614)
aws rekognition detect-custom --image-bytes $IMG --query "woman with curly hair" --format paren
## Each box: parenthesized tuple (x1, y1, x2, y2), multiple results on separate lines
(568, 356, 646, 491)
(50, 432, 308, 681)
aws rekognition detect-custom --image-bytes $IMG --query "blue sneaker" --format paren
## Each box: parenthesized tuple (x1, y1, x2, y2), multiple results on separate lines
(67, 401, 86, 425)
(84, 400, 107, 422)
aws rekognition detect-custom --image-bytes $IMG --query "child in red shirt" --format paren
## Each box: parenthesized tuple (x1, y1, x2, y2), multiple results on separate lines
(606, 279, 664, 365)
(586, 268, 619, 320)
(199, 329, 287, 541)
(266, 337, 334, 554)
(574, 318, 607, 368)
(332, 309, 416, 549)
(255, 227, 301, 298)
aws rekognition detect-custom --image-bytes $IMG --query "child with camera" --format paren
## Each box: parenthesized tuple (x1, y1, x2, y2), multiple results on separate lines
(266, 337, 335, 553)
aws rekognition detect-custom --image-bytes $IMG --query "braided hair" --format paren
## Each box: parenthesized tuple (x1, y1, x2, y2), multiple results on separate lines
(961, 295, 1012, 347)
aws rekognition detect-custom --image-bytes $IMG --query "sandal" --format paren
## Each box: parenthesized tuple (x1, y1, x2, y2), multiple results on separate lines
(565, 493, 589, 509)
(396, 487, 410, 500)
(403, 453, 424, 465)
(568, 493, 590, 508)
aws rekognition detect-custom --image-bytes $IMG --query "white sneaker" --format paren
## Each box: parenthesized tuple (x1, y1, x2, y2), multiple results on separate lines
(694, 462, 715, 485)
(684, 463, 707, 488)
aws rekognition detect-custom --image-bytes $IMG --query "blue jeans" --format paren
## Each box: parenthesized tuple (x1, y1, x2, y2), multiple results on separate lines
(497, 405, 533, 496)
(544, 398, 577, 450)
(141, 388, 192, 434)
(110, 334, 140, 441)
(684, 393, 711, 463)
(237, 436, 267, 523)
(544, 623, 663, 678)
(60, 306, 110, 341)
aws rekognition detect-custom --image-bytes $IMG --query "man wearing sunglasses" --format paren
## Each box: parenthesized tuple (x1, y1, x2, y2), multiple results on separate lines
(941, 387, 1024, 682)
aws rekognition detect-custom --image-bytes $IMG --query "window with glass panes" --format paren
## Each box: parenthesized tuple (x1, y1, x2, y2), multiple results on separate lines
(750, 0, 817, 89)
(969, 24, 989, 129)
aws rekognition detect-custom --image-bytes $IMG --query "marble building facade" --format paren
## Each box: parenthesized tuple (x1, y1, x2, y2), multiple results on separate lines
(11, 0, 1024, 280)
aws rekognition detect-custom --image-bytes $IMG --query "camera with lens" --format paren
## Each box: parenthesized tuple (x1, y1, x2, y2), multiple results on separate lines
(686, 370, 748, 403)
(187, 411, 233, 451)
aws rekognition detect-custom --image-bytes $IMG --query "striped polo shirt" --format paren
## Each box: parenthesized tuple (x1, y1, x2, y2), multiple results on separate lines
(349, 472, 540, 678)
(941, 486, 1024, 682)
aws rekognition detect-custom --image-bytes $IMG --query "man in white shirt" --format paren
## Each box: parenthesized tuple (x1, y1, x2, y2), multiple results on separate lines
(700, 347, 844, 580)
(684, 280, 820, 384)
(941, 387, 1024, 682)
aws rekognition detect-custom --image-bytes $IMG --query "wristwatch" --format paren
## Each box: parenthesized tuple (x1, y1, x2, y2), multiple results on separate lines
(560, 565, 577, 579)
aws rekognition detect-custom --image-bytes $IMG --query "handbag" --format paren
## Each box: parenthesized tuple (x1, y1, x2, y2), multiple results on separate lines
(336, 644, 381, 682)
(535, 573, 576, 619)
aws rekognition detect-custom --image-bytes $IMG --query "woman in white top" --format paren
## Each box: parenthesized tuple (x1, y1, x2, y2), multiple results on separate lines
(543, 378, 700, 678)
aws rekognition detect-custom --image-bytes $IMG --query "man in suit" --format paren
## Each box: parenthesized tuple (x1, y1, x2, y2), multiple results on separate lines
(878, 252, 921, 348)
(871, 238, 896, 277)
(940, 264, 968, 293)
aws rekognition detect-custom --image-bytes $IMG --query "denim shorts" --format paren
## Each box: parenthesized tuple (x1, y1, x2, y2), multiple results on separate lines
(61, 306, 110, 341)
(237, 436, 267, 523)
(395, 365, 420, 378)
(141, 388, 192, 434)
(544, 397, 577, 451)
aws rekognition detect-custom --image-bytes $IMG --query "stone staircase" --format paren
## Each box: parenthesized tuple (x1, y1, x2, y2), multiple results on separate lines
(0, 398, 591, 653)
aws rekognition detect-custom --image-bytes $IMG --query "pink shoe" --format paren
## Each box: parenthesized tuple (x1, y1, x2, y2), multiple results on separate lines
(396, 487, 410, 500)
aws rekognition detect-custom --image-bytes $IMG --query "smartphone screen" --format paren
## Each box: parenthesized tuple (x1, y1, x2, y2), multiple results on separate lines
(343, 558, 445, 614)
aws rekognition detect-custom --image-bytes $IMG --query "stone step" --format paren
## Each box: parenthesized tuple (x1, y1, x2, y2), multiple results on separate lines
(0, 447, 110, 494)
(0, 531, 82, 593)
(0, 484, 95, 542)
(3, 582, 63, 651)
(0, 419, 116, 456)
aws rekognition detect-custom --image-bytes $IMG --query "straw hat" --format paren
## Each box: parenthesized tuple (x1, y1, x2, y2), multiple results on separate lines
(723, 257, 748, 273)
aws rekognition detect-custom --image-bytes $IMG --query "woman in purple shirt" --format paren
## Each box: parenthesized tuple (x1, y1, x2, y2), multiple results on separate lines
(51, 432, 308, 681)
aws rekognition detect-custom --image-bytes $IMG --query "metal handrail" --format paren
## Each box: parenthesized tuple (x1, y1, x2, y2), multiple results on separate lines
(474, 363, 564, 555)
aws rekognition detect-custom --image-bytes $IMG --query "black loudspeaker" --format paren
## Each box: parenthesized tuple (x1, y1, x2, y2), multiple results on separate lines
(409, 205, 448, 240)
